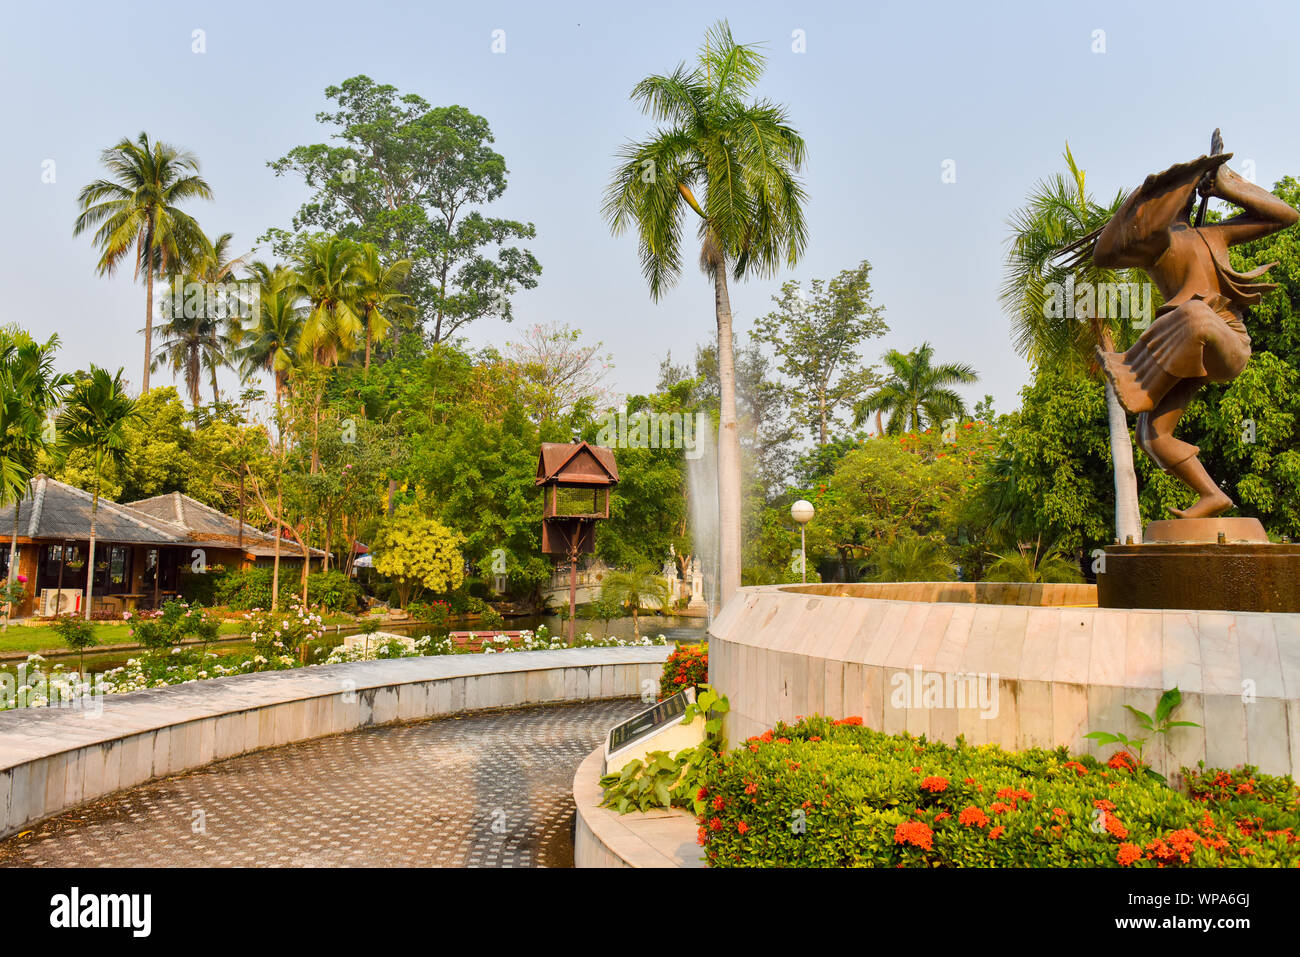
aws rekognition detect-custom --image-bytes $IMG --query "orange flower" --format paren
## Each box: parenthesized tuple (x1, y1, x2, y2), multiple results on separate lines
(1093, 798, 1115, 812)
(990, 802, 1011, 815)
(712, 794, 726, 811)
(708, 817, 723, 831)
(921, 776, 949, 793)
(1107, 751, 1137, 772)
(958, 806, 988, 828)
(833, 716, 863, 726)
(935, 812, 951, 822)
(737, 821, 749, 835)
(894, 820, 934, 851)
(989, 826, 1005, 839)
(744, 781, 758, 795)
(1117, 843, 1142, 866)
(697, 826, 709, 846)
(1062, 761, 1089, 777)
(1105, 814, 1129, 840)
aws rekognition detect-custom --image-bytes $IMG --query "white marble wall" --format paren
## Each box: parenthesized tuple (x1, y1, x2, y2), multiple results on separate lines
(709, 587, 1300, 780)
(0, 646, 671, 840)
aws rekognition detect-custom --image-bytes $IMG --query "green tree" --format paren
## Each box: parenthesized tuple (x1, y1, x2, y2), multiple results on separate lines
(237, 262, 302, 402)
(600, 563, 672, 639)
(999, 145, 1142, 544)
(604, 19, 809, 606)
(753, 260, 887, 444)
(853, 342, 978, 435)
(267, 76, 540, 344)
(355, 243, 412, 371)
(984, 537, 1083, 584)
(56, 367, 142, 619)
(0, 328, 71, 627)
(371, 505, 465, 609)
(73, 133, 212, 392)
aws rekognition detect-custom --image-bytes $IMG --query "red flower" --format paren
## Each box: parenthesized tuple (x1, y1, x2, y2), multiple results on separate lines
(894, 820, 934, 851)
(696, 787, 708, 801)
(833, 716, 863, 726)
(1105, 815, 1129, 840)
(1107, 751, 1137, 772)
(989, 826, 1005, 839)
(696, 826, 708, 846)
(921, 776, 949, 793)
(712, 794, 726, 811)
(708, 817, 722, 832)
(737, 821, 749, 835)
(1117, 843, 1142, 866)
(744, 781, 758, 795)
(1062, 761, 1089, 777)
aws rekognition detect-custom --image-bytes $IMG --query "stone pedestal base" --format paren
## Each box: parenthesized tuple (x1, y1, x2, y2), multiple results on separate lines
(1097, 542, 1300, 612)
(1143, 517, 1269, 544)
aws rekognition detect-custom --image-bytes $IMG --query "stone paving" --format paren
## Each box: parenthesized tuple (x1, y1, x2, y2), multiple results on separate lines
(0, 699, 641, 868)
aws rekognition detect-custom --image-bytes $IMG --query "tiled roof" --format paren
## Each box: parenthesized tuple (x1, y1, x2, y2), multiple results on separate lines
(0, 478, 324, 556)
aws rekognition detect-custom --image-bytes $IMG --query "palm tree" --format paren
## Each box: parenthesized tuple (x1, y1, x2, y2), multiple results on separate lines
(1000, 145, 1142, 545)
(164, 230, 248, 404)
(237, 261, 302, 402)
(57, 367, 142, 620)
(869, 534, 956, 583)
(292, 235, 365, 367)
(984, 537, 1083, 584)
(604, 20, 808, 607)
(0, 329, 70, 628)
(73, 133, 212, 393)
(600, 564, 673, 640)
(854, 343, 978, 434)
(355, 244, 412, 371)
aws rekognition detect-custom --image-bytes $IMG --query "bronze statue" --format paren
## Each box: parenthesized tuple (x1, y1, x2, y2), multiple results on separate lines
(1089, 135, 1298, 519)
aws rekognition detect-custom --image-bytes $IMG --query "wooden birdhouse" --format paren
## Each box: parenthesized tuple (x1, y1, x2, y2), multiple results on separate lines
(535, 442, 619, 556)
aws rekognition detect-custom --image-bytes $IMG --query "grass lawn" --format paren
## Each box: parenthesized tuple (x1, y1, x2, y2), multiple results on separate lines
(0, 620, 247, 656)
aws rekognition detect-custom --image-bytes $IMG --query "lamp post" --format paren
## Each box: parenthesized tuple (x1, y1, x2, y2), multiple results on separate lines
(790, 499, 815, 584)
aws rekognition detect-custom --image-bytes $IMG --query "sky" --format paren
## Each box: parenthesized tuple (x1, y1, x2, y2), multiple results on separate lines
(4, 0, 1299, 425)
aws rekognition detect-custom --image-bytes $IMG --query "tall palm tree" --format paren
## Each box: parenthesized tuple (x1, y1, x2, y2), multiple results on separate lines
(168, 230, 248, 404)
(355, 243, 412, 370)
(73, 133, 212, 393)
(600, 564, 673, 640)
(1000, 146, 1143, 544)
(57, 367, 142, 619)
(237, 261, 302, 402)
(0, 329, 70, 627)
(854, 343, 978, 434)
(292, 235, 365, 367)
(604, 20, 808, 607)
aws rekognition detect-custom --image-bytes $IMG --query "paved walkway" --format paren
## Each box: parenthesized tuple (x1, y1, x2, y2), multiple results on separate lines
(0, 700, 640, 868)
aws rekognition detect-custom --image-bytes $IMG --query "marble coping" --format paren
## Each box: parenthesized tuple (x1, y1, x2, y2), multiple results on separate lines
(572, 744, 703, 868)
(708, 586, 1300, 781)
(0, 646, 672, 840)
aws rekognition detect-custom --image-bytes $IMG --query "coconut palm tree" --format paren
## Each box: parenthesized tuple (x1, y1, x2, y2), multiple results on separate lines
(57, 367, 142, 619)
(161, 230, 248, 404)
(355, 244, 412, 371)
(603, 19, 808, 607)
(1000, 145, 1143, 545)
(853, 343, 978, 435)
(237, 261, 302, 402)
(600, 564, 673, 640)
(292, 235, 365, 367)
(73, 133, 212, 393)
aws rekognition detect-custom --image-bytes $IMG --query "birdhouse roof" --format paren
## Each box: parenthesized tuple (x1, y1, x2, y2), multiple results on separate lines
(535, 442, 619, 486)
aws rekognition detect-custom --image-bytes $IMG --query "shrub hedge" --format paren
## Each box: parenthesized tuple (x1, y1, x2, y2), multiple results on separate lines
(697, 715, 1300, 868)
(660, 642, 708, 700)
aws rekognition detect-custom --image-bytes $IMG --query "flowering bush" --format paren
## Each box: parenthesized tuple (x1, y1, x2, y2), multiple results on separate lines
(697, 715, 1300, 868)
(478, 626, 668, 653)
(247, 605, 325, 659)
(660, 642, 708, 699)
(321, 634, 456, 663)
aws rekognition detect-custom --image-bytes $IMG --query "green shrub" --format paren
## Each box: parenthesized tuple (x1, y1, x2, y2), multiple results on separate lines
(51, 616, 98, 669)
(697, 716, 1300, 868)
(214, 567, 275, 610)
(306, 570, 363, 612)
(478, 605, 505, 631)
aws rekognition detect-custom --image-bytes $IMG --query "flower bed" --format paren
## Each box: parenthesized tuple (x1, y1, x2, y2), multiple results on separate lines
(697, 715, 1300, 867)
(660, 642, 707, 700)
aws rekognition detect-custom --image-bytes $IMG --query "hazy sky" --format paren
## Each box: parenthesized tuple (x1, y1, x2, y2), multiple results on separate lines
(4, 0, 1298, 423)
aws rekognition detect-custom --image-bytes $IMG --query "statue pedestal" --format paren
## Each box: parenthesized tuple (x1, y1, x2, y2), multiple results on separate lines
(1098, 530, 1300, 612)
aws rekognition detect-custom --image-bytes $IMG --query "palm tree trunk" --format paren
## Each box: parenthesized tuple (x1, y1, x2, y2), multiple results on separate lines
(84, 509, 98, 621)
(715, 268, 742, 606)
(271, 485, 282, 612)
(143, 267, 154, 394)
(1104, 382, 1142, 544)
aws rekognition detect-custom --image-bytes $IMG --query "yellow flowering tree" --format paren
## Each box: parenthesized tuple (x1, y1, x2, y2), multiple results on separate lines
(371, 505, 465, 609)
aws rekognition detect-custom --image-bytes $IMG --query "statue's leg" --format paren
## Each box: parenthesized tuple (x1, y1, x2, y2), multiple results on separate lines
(1135, 377, 1233, 519)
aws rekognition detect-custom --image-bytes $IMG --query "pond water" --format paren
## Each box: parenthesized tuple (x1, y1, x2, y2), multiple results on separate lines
(3, 614, 709, 677)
